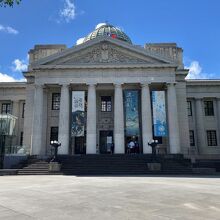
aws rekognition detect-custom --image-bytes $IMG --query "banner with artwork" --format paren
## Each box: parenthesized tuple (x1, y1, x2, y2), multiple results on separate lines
(71, 91, 85, 137)
(152, 91, 167, 137)
(124, 90, 140, 136)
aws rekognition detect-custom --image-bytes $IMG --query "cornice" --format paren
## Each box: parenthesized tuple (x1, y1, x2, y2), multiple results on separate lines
(186, 79, 220, 86)
(0, 82, 27, 88)
(31, 63, 177, 70)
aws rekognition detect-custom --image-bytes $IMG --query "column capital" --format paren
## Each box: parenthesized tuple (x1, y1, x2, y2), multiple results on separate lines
(114, 83, 123, 88)
(11, 99, 20, 103)
(60, 83, 70, 88)
(35, 84, 44, 89)
(141, 83, 151, 88)
(87, 83, 97, 87)
(166, 82, 176, 87)
(195, 97, 203, 101)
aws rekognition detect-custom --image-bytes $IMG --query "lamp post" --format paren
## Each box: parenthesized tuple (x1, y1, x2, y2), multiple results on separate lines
(50, 140, 61, 162)
(147, 139, 161, 171)
(148, 139, 158, 161)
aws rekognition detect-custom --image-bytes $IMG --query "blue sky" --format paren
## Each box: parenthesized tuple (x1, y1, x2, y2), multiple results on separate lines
(0, 0, 220, 81)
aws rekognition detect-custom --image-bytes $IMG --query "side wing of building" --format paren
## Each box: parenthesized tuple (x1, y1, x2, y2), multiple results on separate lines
(186, 80, 220, 156)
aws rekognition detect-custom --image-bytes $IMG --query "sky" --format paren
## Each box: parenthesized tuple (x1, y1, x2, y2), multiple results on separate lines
(0, 0, 220, 81)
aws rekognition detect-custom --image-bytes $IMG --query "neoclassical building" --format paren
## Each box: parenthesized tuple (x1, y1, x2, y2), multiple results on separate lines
(1, 24, 220, 162)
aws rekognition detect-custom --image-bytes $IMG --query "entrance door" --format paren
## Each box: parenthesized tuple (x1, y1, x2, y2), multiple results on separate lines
(75, 136, 86, 154)
(99, 131, 113, 154)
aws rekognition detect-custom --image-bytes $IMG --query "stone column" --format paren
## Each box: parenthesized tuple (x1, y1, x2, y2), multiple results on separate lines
(195, 98, 206, 153)
(86, 83, 97, 154)
(58, 84, 70, 155)
(12, 100, 20, 145)
(216, 98, 220, 147)
(23, 84, 35, 154)
(114, 83, 125, 154)
(141, 83, 153, 154)
(32, 84, 44, 155)
(167, 83, 181, 154)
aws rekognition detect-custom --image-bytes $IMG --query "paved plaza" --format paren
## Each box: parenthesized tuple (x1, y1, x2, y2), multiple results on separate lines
(0, 175, 220, 220)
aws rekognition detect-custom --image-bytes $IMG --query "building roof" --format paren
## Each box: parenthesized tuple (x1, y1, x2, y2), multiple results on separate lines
(83, 24, 132, 44)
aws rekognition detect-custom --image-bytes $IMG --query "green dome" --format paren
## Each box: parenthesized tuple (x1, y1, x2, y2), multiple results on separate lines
(83, 24, 132, 44)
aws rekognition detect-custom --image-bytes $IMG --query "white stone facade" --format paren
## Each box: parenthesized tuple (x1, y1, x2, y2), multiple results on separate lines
(0, 36, 220, 158)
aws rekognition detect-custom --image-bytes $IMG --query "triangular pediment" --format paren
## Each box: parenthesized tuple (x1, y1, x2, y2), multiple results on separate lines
(31, 37, 176, 69)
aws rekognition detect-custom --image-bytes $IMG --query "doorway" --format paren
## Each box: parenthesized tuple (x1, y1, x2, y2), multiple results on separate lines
(99, 130, 113, 154)
(74, 136, 86, 154)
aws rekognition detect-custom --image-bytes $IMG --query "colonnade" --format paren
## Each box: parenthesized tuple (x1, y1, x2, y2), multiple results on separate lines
(31, 83, 181, 155)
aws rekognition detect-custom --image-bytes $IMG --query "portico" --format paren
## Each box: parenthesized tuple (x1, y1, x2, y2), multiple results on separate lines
(21, 23, 191, 157)
(29, 80, 181, 155)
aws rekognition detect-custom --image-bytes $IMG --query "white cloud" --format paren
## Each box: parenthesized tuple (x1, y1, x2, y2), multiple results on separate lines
(76, 37, 85, 45)
(12, 57, 28, 72)
(95, 23, 107, 29)
(185, 61, 214, 79)
(0, 24, 18, 34)
(0, 72, 26, 82)
(59, 0, 76, 23)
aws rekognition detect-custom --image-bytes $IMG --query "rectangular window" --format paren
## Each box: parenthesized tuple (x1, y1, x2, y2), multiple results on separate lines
(52, 93, 60, 110)
(204, 101, 214, 116)
(101, 96, 112, 112)
(187, 101, 192, 116)
(1, 103, 11, 114)
(22, 103, 25, 118)
(85, 96, 87, 112)
(50, 127, 59, 142)
(189, 130, 195, 146)
(20, 132, 23, 146)
(207, 130, 217, 146)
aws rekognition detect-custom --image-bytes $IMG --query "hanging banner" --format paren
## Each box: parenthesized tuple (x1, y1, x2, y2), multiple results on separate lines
(124, 90, 140, 136)
(152, 91, 167, 137)
(71, 91, 85, 137)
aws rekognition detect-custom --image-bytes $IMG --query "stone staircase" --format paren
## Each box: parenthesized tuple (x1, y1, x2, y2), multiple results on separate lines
(14, 154, 220, 176)
(17, 157, 52, 175)
(18, 161, 50, 175)
(58, 154, 193, 175)
(16, 154, 194, 175)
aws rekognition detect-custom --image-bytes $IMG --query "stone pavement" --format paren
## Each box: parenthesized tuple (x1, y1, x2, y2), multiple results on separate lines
(0, 175, 220, 220)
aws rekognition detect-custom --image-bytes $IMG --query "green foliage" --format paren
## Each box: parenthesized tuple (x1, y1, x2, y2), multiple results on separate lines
(0, 0, 21, 7)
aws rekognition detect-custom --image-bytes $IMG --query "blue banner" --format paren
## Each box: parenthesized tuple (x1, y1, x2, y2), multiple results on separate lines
(124, 90, 140, 136)
(152, 91, 167, 137)
(71, 91, 85, 137)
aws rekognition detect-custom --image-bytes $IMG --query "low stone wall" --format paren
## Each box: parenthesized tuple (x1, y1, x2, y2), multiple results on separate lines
(3, 155, 28, 169)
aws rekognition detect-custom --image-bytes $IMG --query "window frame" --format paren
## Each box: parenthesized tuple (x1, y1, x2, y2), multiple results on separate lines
(207, 130, 217, 146)
(20, 131, 23, 146)
(22, 103, 25, 118)
(1, 103, 11, 114)
(187, 101, 192, 116)
(101, 96, 112, 112)
(52, 93, 60, 110)
(189, 130, 195, 146)
(204, 100, 214, 116)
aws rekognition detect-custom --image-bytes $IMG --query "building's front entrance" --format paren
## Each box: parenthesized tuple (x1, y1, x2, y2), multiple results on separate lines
(74, 136, 86, 154)
(99, 130, 113, 154)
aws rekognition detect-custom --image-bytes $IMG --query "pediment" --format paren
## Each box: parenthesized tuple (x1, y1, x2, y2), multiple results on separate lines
(50, 43, 154, 65)
(32, 37, 176, 68)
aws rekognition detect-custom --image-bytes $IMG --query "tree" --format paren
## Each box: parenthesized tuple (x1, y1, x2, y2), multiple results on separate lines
(0, 0, 21, 7)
